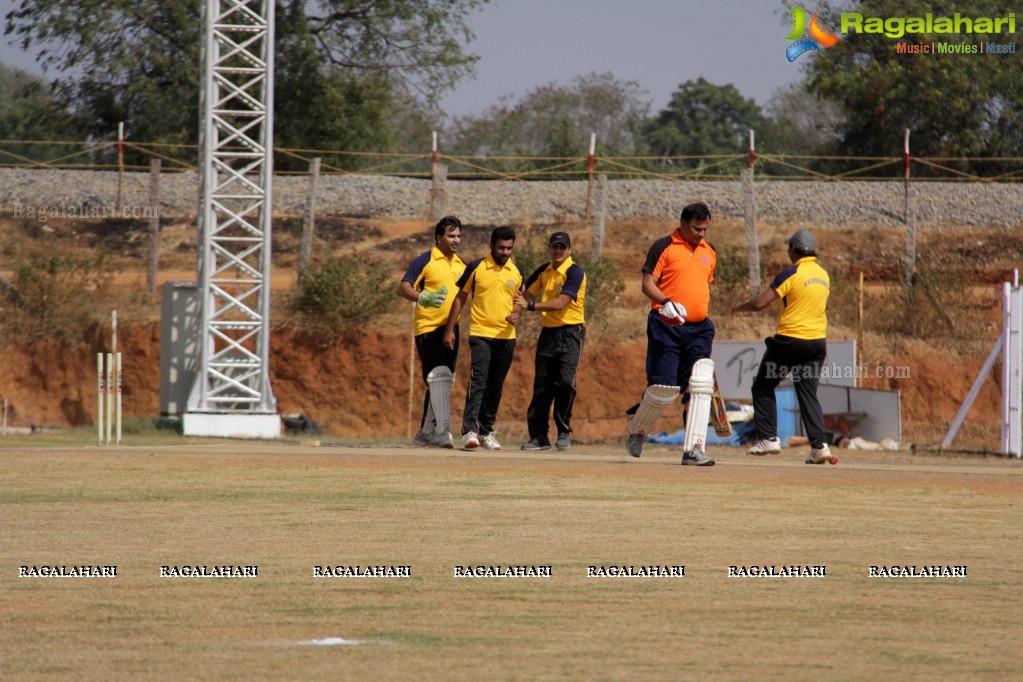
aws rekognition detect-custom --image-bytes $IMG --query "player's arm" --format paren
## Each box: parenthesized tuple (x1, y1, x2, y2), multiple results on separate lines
(641, 273, 668, 305)
(732, 288, 779, 313)
(518, 292, 572, 312)
(397, 280, 420, 303)
(642, 273, 686, 324)
(443, 290, 469, 349)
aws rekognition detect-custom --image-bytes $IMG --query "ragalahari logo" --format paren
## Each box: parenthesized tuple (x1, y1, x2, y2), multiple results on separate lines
(785, 7, 840, 61)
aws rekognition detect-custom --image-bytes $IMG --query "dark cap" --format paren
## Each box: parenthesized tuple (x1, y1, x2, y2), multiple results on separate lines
(549, 231, 571, 247)
(785, 229, 815, 252)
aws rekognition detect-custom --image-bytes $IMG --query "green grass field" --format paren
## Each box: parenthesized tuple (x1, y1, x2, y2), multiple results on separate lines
(2, 440, 1021, 681)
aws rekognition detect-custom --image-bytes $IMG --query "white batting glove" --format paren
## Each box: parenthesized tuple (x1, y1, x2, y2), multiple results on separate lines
(658, 300, 687, 326)
(418, 286, 448, 308)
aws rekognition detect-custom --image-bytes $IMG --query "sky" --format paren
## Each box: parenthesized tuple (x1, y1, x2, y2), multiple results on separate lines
(438, 0, 804, 117)
(0, 0, 804, 117)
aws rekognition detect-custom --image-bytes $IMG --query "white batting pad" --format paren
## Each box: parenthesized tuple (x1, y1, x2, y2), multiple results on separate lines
(427, 366, 454, 434)
(627, 384, 680, 436)
(683, 358, 715, 453)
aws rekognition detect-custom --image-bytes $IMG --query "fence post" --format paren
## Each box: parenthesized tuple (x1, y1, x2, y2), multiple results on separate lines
(298, 157, 321, 276)
(585, 133, 596, 223)
(904, 129, 916, 286)
(904, 190, 917, 287)
(741, 167, 761, 295)
(431, 163, 448, 222)
(116, 122, 125, 212)
(147, 158, 161, 300)
(591, 173, 607, 259)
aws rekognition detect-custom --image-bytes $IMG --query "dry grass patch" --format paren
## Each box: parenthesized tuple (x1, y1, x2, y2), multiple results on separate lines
(2, 444, 1021, 680)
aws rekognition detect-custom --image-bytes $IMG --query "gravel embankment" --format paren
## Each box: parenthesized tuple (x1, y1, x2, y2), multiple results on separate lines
(1, 168, 1021, 228)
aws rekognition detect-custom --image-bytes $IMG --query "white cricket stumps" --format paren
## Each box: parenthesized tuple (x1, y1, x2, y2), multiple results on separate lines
(97, 352, 123, 446)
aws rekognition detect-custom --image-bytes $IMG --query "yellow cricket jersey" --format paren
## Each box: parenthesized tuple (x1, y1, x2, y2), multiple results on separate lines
(401, 246, 466, 336)
(771, 256, 830, 339)
(524, 256, 586, 327)
(456, 255, 524, 339)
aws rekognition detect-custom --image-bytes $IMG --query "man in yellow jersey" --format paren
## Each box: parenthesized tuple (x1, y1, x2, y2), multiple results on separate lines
(397, 216, 466, 448)
(625, 202, 717, 466)
(514, 231, 586, 451)
(732, 229, 837, 465)
(444, 226, 523, 451)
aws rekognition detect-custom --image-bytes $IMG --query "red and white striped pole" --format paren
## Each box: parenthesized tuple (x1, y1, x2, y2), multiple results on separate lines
(431, 130, 438, 178)
(588, 132, 596, 175)
(749, 129, 756, 169)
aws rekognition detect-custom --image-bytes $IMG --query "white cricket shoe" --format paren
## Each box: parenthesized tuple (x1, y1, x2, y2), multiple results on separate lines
(462, 431, 480, 449)
(480, 433, 502, 450)
(806, 443, 838, 465)
(747, 437, 782, 456)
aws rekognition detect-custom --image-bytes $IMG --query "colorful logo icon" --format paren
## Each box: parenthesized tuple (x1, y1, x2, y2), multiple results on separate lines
(785, 7, 840, 61)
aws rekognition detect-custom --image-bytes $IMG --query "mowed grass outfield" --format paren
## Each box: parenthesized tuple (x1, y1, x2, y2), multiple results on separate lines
(2, 440, 1022, 681)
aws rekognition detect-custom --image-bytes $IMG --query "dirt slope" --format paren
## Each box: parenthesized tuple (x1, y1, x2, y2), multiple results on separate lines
(0, 214, 1014, 450)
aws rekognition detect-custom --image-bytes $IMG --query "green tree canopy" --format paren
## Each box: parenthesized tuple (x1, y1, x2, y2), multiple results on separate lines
(796, 0, 1023, 160)
(444, 72, 650, 161)
(0, 62, 79, 162)
(4, 0, 487, 165)
(642, 77, 767, 173)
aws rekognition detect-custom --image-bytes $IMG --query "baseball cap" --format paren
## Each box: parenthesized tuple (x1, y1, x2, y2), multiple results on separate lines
(785, 229, 815, 251)
(549, 231, 571, 247)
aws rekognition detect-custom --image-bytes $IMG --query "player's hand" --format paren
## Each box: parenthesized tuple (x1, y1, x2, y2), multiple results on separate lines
(658, 300, 686, 326)
(443, 328, 456, 350)
(418, 286, 448, 308)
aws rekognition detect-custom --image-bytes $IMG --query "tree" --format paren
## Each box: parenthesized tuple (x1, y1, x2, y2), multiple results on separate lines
(0, 62, 79, 162)
(642, 77, 767, 174)
(795, 0, 1023, 165)
(444, 72, 650, 167)
(762, 83, 844, 156)
(4, 0, 488, 163)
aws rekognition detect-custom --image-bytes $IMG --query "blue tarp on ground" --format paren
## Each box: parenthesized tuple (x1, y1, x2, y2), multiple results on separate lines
(648, 388, 800, 446)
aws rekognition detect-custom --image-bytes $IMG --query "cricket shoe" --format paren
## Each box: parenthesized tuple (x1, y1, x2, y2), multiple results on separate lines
(555, 432, 571, 450)
(805, 443, 838, 465)
(626, 433, 647, 458)
(747, 437, 782, 456)
(521, 438, 551, 451)
(412, 429, 432, 447)
(433, 431, 455, 449)
(462, 431, 480, 449)
(681, 445, 715, 466)
(480, 433, 502, 450)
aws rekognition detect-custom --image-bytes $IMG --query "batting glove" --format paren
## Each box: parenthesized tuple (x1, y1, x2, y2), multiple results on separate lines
(658, 300, 687, 326)
(418, 286, 448, 308)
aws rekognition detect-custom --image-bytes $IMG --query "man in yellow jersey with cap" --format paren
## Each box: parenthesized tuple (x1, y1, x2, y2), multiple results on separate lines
(732, 228, 837, 465)
(514, 231, 586, 451)
(444, 226, 524, 451)
(397, 216, 466, 448)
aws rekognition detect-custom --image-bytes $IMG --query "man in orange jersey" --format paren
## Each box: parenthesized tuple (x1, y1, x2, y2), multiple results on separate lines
(625, 202, 717, 465)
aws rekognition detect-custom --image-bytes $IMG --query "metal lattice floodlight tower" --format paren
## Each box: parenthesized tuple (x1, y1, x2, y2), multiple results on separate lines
(184, 0, 279, 438)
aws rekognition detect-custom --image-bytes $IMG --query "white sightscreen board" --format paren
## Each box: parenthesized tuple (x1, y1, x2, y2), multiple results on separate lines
(816, 384, 902, 444)
(713, 340, 857, 401)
